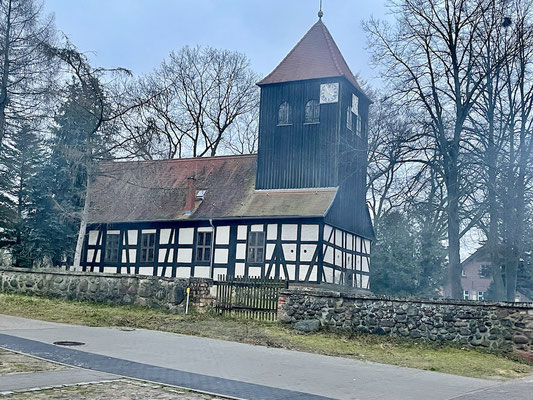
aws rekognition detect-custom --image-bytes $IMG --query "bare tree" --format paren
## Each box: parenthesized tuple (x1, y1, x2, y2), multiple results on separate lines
(122, 46, 259, 159)
(0, 0, 57, 148)
(365, 0, 515, 298)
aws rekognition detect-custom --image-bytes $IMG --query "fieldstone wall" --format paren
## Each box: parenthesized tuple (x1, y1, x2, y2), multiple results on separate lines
(279, 287, 533, 358)
(0, 267, 215, 313)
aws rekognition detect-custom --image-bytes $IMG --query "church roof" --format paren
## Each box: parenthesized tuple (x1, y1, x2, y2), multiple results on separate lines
(258, 20, 367, 98)
(88, 155, 338, 224)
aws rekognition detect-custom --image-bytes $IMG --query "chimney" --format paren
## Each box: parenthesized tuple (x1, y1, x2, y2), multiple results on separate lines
(185, 176, 196, 215)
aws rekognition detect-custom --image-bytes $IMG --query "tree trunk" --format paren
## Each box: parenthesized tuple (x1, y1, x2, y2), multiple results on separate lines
(0, 0, 13, 148)
(72, 170, 91, 271)
(446, 166, 462, 299)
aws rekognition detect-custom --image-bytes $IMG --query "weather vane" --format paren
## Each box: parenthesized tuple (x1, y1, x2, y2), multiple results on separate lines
(318, 0, 324, 20)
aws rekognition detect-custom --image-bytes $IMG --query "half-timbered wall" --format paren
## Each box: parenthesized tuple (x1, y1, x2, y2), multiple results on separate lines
(82, 219, 324, 284)
(321, 224, 370, 289)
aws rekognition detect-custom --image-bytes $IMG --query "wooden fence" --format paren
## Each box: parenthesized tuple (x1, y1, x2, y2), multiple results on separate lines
(214, 275, 288, 321)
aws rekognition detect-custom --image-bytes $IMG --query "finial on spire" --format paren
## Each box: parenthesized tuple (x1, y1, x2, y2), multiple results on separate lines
(318, 0, 323, 19)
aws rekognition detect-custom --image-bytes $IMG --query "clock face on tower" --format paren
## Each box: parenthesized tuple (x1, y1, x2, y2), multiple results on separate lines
(320, 82, 339, 104)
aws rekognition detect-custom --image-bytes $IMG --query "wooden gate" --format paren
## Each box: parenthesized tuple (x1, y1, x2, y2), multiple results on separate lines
(215, 275, 288, 321)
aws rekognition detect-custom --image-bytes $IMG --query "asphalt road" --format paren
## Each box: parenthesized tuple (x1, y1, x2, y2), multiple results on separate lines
(0, 314, 528, 400)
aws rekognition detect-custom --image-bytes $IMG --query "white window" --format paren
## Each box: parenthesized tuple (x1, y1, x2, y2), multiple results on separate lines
(478, 291, 484, 301)
(461, 269, 466, 277)
(463, 290, 469, 300)
(278, 102, 292, 125)
(346, 106, 353, 131)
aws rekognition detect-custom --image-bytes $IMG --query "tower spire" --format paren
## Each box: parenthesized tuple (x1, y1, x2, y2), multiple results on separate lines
(318, 0, 323, 20)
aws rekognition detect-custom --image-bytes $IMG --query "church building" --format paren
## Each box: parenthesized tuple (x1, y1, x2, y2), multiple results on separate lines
(82, 16, 374, 288)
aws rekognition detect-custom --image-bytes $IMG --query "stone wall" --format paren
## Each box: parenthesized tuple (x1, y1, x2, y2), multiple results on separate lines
(279, 287, 533, 358)
(0, 267, 215, 313)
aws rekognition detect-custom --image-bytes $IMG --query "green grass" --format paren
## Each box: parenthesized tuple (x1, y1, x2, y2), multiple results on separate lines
(0, 293, 531, 380)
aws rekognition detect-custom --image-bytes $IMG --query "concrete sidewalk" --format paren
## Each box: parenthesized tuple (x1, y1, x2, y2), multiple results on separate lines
(0, 369, 118, 392)
(0, 314, 509, 399)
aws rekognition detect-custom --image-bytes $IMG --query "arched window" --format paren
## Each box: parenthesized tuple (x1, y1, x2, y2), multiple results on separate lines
(304, 99, 320, 123)
(278, 101, 292, 125)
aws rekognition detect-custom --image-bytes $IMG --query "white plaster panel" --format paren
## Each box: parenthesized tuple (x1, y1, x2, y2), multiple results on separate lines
(158, 248, 173, 263)
(362, 256, 370, 272)
(129, 249, 136, 263)
(300, 244, 315, 262)
(214, 248, 228, 264)
(213, 268, 227, 280)
(142, 229, 156, 234)
(88, 231, 99, 246)
(248, 266, 262, 278)
(266, 244, 275, 260)
(301, 225, 319, 241)
(177, 248, 192, 263)
(121, 249, 128, 263)
(267, 224, 277, 240)
(299, 265, 309, 281)
(267, 265, 276, 278)
(107, 230, 120, 235)
(198, 226, 213, 232)
(279, 267, 286, 280)
(176, 267, 191, 278)
(165, 268, 172, 278)
(178, 228, 194, 245)
(194, 266, 210, 278)
(236, 243, 246, 260)
(308, 265, 318, 282)
(335, 229, 343, 247)
(138, 267, 153, 276)
(356, 237, 361, 253)
(347, 233, 353, 250)
(335, 249, 342, 267)
(334, 271, 341, 284)
(159, 229, 171, 245)
(281, 224, 298, 241)
(251, 224, 263, 232)
(363, 239, 371, 254)
(282, 243, 297, 261)
(324, 245, 333, 264)
(235, 263, 245, 277)
(157, 267, 164, 276)
(127, 230, 138, 245)
(87, 249, 94, 261)
(215, 226, 230, 245)
(347, 253, 353, 269)
(356, 255, 361, 271)
(237, 225, 247, 240)
(361, 274, 369, 289)
(323, 266, 334, 283)
(103, 266, 116, 274)
(324, 224, 333, 241)
(287, 264, 296, 281)
(94, 250, 101, 263)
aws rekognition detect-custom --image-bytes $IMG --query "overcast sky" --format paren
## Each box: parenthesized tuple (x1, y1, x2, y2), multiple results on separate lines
(42, 0, 388, 85)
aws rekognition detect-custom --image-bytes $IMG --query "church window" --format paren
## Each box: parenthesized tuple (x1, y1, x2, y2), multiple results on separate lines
(104, 232, 120, 263)
(196, 231, 212, 262)
(248, 231, 265, 263)
(140, 232, 156, 262)
(346, 106, 353, 131)
(278, 101, 292, 125)
(304, 99, 320, 123)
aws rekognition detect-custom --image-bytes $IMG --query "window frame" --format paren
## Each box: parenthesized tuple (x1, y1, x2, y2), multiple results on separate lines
(277, 101, 292, 126)
(104, 232, 120, 263)
(478, 291, 484, 301)
(463, 290, 469, 300)
(247, 231, 266, 264)
(304, 99, 320, 124)
(479, 264, 490, 278)
(196, 231, 213, 263)
(346, 106, 353, 131)
(140, 232, 156, 263)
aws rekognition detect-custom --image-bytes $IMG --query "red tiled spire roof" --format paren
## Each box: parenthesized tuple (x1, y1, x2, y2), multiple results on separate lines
(258, 20, 367, 97)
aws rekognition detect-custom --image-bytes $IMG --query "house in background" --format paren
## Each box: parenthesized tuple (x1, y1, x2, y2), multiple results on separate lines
(461, 246, 532, 302)
(80, 17, 374, 288)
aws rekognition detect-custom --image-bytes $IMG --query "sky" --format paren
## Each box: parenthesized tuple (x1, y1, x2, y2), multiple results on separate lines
(42, 0, 388, 85)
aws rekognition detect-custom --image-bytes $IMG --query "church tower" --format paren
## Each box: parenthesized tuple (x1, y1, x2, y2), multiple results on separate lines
(255, 17, 373, 238)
